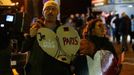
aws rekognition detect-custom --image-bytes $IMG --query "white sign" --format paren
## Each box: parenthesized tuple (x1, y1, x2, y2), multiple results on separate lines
(37, 26, 80, 64)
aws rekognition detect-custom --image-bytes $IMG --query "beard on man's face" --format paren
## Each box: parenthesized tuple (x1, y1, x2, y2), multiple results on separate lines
(45, 14, 57, 21)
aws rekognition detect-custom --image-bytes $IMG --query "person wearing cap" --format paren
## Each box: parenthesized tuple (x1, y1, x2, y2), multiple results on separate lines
(23, 1, 72, 75)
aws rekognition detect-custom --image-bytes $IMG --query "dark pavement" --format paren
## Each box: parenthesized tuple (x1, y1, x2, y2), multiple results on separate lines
(113, 42, 134, 75)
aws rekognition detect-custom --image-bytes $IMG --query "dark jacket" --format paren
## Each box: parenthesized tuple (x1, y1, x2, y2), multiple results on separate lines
(0, 27, 10, 49)
(89, 36, 118, 58)
(72, 54, 88, 75)
(119, 15, 131, 35)
(25, 39, 72, 75)
(0, 27, 13, 75)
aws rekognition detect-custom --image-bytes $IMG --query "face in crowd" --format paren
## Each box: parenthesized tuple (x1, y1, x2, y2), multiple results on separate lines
(90, 19, 106, 37)
(80, 19, 107, 55)
(42, 1, 59, 22)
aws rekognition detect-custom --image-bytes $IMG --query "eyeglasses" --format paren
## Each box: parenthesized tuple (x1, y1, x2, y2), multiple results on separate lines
(44, 7, 57, 11)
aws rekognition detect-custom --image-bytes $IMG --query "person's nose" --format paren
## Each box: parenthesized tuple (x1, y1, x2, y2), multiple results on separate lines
(102, 27, 106, 33)
(48, 9, 52, 13)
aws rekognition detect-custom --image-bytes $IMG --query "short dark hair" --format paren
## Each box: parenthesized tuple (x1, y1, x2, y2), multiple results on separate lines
(131, 14, 134, 19)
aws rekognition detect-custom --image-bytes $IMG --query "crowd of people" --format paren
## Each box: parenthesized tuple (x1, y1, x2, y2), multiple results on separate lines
(64, 11, 134, 51)
(0, 0, 134, 75)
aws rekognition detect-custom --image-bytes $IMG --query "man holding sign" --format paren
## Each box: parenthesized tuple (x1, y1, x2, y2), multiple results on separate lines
(23, 0, 80, 75)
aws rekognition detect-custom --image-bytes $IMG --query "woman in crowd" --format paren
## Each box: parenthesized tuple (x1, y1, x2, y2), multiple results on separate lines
(73, 18, 120, 75)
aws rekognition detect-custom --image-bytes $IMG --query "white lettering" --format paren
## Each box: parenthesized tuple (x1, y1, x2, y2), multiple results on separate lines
(42, 40, 55, 48)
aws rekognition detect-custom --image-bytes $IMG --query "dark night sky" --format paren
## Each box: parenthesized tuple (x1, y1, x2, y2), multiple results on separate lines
(3, 0, 90, 24)
(60, 0, 90, 23)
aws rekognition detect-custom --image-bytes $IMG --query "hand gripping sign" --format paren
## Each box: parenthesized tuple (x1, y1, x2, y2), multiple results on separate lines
(37, 26, 80, 64)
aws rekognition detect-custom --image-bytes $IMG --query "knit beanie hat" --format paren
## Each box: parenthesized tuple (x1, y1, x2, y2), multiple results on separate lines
(42, 0, 59, 12)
